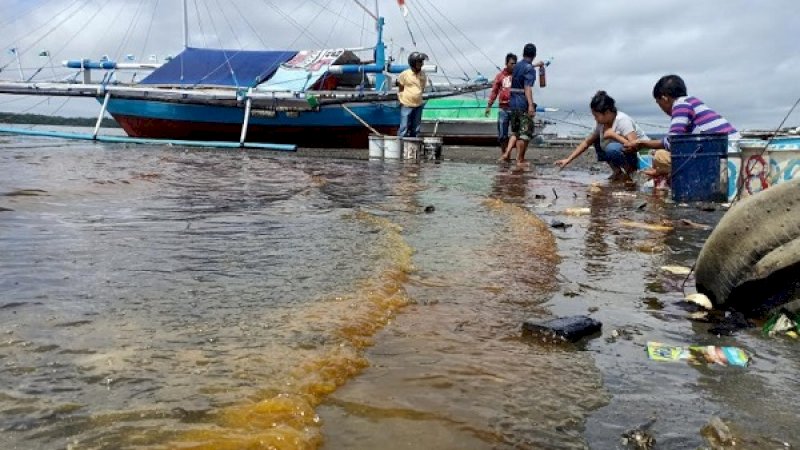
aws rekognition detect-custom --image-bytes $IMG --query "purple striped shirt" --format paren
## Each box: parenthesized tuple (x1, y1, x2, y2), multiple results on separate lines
(663, 96, 740, 149)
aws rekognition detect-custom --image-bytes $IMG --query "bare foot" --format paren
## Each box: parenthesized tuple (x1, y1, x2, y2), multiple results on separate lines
(516, 159, 530, 168)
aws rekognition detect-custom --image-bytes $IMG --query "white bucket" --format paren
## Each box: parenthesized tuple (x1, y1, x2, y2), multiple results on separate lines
(402, 137, 424, 160)
(368, 134, 384, 159)
(383, 136, 402, 159)
(423, 136, 443, 160)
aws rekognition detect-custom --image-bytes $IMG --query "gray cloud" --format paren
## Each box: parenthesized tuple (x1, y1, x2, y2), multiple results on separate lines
(0, 0, 797, 133)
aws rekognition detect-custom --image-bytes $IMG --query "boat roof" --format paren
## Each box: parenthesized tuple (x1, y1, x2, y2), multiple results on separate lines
(141, 47, 297, 88)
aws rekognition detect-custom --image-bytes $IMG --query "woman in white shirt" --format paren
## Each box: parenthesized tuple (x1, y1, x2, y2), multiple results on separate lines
(555, 91, 648, 180)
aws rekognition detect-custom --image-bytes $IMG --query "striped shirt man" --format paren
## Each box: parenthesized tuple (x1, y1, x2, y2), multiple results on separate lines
(663, 96, 740, 149)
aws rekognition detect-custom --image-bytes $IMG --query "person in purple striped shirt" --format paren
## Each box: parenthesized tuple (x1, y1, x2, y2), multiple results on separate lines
(627, 74, 740, 178)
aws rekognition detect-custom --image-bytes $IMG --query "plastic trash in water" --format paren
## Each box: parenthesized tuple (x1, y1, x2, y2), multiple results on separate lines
(522, 315, 602, 342)
(763, 310, 800, 337)
(622, 221, 674, 232)
(564, 207, 591, 216)
(660, 265, 692, 275)
(646, 341, 750, 367)
(684, 293, 713, 310)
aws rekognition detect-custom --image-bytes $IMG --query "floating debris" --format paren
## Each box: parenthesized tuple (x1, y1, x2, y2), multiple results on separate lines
(606, 327, 641, 343)
(661, 265, 692, 275)
(680, 219, 712, 230)
(621, 418, 656, 450)
(701, 417, 736, 448)
(522, 315, 602, 343)
(621, 220, 674, 232)
(635, 240, 665, 253)
(646, 342, 750, 367)
(549, 220, 573, 230)
(685, 293, 713, 310)
(3, 189, 47, 196)
(763, 310, 800, 337)
(564, 207, 591, 216)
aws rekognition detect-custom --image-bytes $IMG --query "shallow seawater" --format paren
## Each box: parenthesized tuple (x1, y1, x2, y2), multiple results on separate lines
(0, 134, 798, 449)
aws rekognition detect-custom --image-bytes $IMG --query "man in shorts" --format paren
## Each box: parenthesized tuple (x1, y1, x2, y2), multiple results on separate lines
(499, 43, 538, 165)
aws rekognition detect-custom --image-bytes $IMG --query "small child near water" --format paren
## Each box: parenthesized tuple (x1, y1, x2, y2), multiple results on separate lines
(555, 91, 648, 180)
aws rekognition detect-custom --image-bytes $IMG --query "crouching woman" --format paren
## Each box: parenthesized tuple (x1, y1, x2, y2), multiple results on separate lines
(555, 91, 648, 180)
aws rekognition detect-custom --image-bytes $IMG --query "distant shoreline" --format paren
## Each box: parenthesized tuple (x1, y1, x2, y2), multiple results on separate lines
(0, 112, 120, 128)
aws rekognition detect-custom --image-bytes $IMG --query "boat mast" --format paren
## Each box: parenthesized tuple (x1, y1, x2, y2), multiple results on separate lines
(351, 0, 387, 90)
(182, 0, 189, 48)
(374, 17, 386, 91)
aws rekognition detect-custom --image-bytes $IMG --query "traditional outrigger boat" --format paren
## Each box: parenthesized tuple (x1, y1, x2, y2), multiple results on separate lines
(0, 0, 490, 150)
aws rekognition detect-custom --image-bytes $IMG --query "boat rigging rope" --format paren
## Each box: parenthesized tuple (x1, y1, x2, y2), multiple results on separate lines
(406, 11, 453, 85)
(198, 0, 239, 87)
(0, 0, 86, 72)
(24, 96, 72, 130)
(199, 0, 223, 49)
(547, 111, 594, 130)
(230, 0, 270, 49)
(285, 0, 333, 48)
(321, 1, 349, 50)
(260, 0, 324, 48)
(0, 95, 33, 107)
(359, 9, 366, 47)
(192, 0, 209, 48)
(0, 0, 80, 52)
(138, 0, 161, 67)
(214, 0, 245, 50)
(112, 0, 150, 63)
(400, 12, 418, 48)
(414, 0, 479, 80)
(13, 96, 54, 115)
(420, 0, 500, 72)
(308, 0, 376, 39)
(636, 121, 669, 129)
(50, 0, 114, 71)
(0, 0, 61, 34)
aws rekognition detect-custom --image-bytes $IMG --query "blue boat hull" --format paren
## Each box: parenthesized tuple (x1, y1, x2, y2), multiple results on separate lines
(106, 98, 401, 148)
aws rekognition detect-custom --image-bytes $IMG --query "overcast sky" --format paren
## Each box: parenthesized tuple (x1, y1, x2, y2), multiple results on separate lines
(0, 0, 798, 134)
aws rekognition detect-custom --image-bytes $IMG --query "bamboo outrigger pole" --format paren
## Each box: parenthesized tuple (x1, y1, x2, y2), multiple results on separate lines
(92, 92, 110, 139)
(239, 97, 253, 146)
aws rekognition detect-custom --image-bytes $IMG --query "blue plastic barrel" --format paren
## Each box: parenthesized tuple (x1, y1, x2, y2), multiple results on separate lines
(670, 133, 729, 202)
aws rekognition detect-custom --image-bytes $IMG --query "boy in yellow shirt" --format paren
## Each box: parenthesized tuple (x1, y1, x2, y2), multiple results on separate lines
(397, 52, 428, 138)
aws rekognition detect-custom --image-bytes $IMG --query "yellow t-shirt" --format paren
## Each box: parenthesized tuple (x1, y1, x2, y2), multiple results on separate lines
(397, 69, 427, 108)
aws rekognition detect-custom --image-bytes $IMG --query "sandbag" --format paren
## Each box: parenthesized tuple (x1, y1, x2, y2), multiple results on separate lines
(695, 178, 800, 308)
